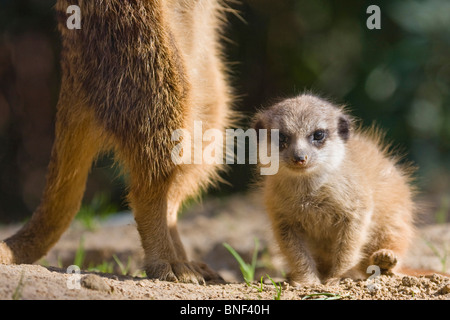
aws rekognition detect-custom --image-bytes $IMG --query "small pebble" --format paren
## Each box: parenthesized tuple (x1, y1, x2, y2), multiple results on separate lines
(427, 273, 444, 284)
(402, 276, 419, 287)
(440, 283, 450, 295)
(81, 274, 110, 292)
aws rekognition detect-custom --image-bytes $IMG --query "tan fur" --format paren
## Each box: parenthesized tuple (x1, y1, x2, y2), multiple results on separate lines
(254, 94, 415, 286)
(0, 0, 233, 284)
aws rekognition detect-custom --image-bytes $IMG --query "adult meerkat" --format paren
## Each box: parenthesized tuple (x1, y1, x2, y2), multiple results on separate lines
(0, 0, 232, 284)
(254, 94, 415, 286)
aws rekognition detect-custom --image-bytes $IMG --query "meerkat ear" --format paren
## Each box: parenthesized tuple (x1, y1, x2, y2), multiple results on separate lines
(252, 113, 266, 141)
(337, 115, 351, 142)
(253, 118, 265, 132)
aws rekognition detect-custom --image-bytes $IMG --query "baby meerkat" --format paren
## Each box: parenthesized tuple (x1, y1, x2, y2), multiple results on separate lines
(254, 94, 415, 286)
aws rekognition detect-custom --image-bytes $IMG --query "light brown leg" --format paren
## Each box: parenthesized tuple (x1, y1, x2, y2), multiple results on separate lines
(166, 169, 224, 282)
(0, 98, 104, 264)
(127, 163, 209, 284)
(271, 221, 321, 286)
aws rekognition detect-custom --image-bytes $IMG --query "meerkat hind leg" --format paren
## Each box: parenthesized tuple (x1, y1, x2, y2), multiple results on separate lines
(165, 164, 225, 282)
(128, 170, 207, 284)
(167, 203, 224, 282)
(0, 104, 103, 264)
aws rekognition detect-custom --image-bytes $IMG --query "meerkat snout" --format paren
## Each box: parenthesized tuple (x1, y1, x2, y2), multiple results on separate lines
(292, 152, 308, 166)
(289, 143, 310, 168)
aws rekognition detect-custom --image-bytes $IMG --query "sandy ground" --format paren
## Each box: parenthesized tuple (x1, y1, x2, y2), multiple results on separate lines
(0, 193, 449, 300)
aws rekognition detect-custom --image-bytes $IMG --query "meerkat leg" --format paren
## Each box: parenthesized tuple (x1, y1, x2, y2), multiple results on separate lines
(362, 215, 413, 275)
(165, 165, 224, 282)
(166, 200, 222, 282)
(166, 199, 189, 262)
(0, 99, 104, 264)
(325, 220, 368, 285)
(272, 222, 321, 286)
(127, 164, 209, 284)
(357, 243, 405, 278)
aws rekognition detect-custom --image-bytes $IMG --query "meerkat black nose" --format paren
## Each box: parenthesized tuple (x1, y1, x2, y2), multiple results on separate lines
(292, 154, 308, 165)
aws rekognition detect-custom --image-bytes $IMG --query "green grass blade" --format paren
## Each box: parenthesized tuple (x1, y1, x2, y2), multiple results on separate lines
(113, 254, 131, 275)
(266, 274, 282, 300)
(223, 242, 253, 282)
(12, 271, 26, 300)
(302, 292, 343, 300)
(74, 236, 85, 268)
(250, 238, 259, 275)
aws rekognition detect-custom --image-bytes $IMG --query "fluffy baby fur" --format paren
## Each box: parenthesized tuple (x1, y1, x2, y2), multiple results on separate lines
(254, 94, 415, 286)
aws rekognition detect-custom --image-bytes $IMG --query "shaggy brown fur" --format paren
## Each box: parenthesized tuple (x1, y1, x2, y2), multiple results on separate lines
(0, 0, 233, 284)
(254, 94, 415, 286)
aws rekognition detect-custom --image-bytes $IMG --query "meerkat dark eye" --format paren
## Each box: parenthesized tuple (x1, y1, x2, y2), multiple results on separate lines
(313, 130, 326, 141)
(278, 132, 289, 150)
(279, 132, 288, 143)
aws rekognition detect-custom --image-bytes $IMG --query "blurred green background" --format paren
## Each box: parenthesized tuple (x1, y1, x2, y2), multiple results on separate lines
(0, 0, 449, 223)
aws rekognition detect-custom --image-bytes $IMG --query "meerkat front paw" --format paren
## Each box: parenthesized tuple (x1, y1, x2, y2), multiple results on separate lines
(145, 260, 208, 285)
(191, 261, 224, 283)
(323, 277, 341, 287)
(288, 272, 321, 287)
(369, 249, 398, 273)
